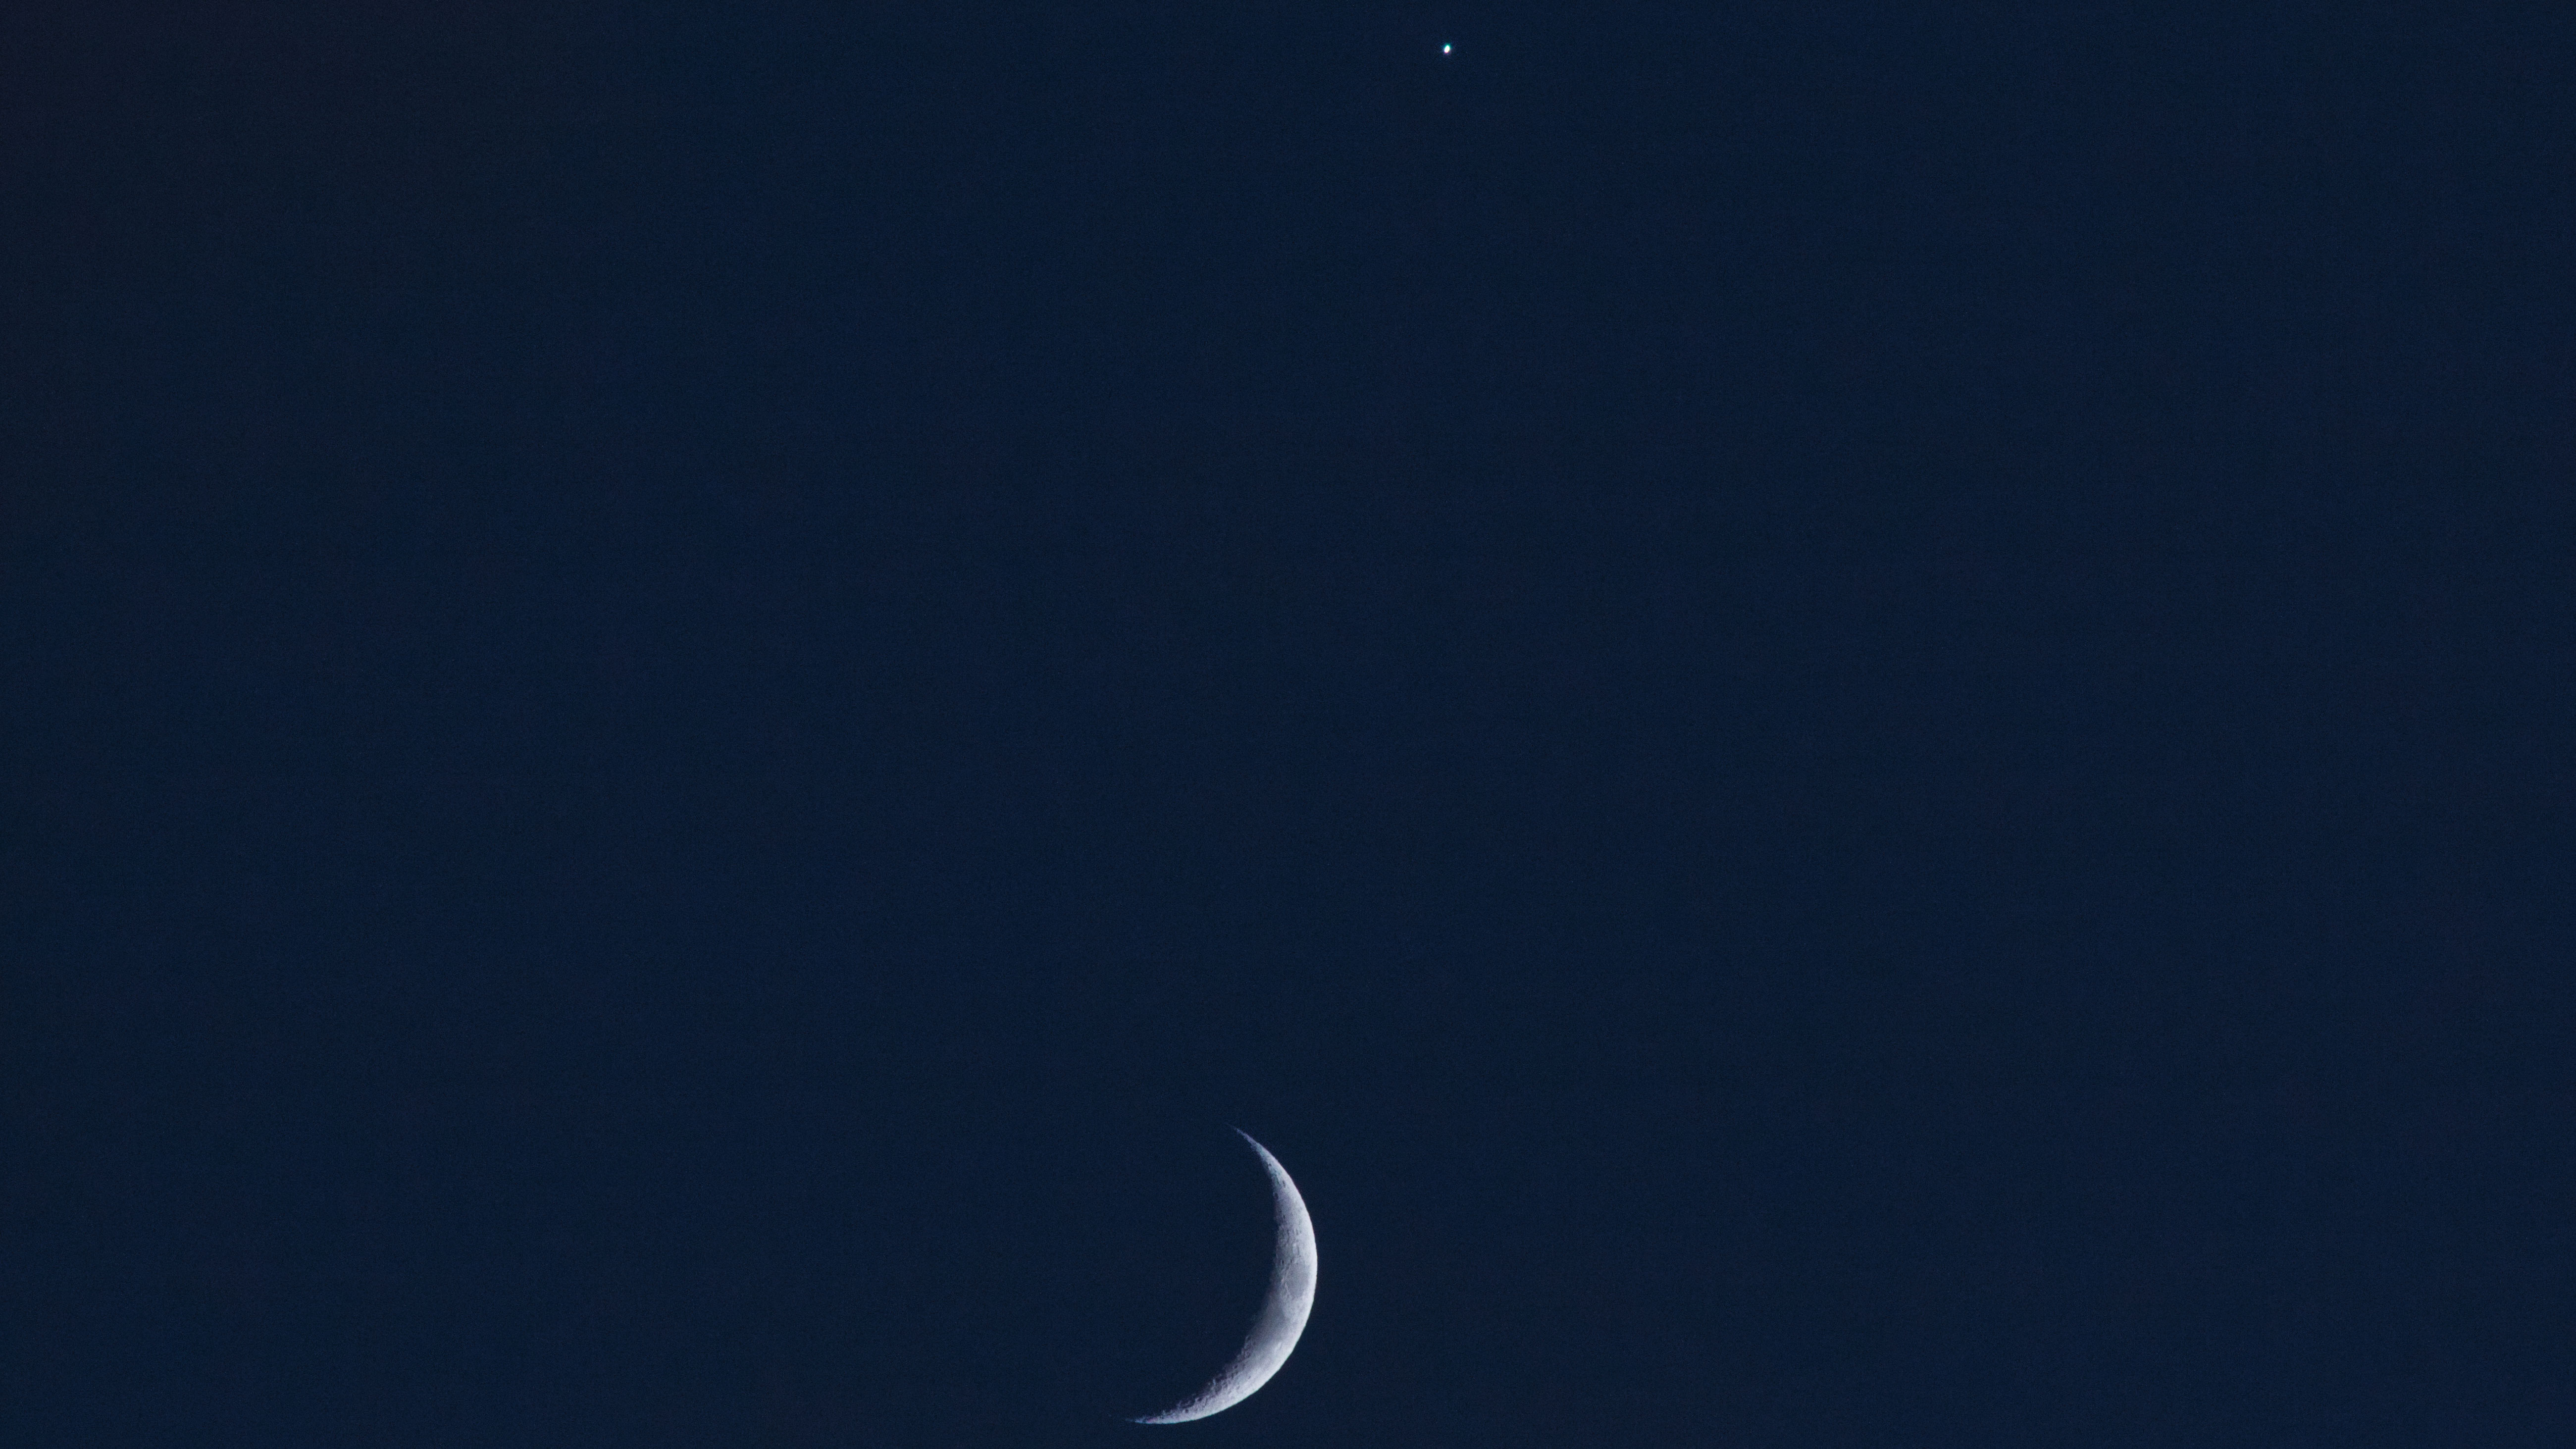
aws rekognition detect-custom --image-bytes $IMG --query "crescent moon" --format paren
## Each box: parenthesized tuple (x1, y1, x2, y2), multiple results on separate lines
(1132, 1131, 1318, 1425)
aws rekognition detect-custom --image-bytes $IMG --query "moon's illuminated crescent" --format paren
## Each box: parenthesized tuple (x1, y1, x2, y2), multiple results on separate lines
(1133, 1131, 1318, 1425)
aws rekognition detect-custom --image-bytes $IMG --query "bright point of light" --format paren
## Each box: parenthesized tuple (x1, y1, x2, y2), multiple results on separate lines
(1441, 42, 1452, 54)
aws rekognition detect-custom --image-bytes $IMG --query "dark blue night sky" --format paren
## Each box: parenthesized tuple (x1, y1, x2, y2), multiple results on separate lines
(6, 5, 2571, 1447)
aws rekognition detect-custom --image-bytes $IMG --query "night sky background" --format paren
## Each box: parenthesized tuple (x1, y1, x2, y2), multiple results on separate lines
(6, 5, 2573, 1447)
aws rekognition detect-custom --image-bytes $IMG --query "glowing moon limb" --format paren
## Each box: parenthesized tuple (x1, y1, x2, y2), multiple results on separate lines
(1131, 1132, 1318, 1425)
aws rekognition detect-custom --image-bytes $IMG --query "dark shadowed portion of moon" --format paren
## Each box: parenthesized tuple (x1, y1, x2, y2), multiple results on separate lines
(1131, 1132, 1317, 1424)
